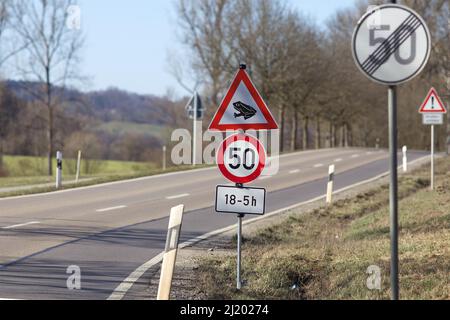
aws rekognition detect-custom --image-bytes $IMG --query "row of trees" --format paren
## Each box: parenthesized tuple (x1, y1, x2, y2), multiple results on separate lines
(174, 0, 450, 153)
(0, 0, 83, 175)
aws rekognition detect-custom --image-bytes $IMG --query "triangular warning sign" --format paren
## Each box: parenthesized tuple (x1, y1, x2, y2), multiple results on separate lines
(419, 88, 447, 114)
(208, 68, 278, 131)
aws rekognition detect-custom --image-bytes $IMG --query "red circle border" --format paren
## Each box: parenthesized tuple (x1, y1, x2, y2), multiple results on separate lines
(216, 133, 266, 184)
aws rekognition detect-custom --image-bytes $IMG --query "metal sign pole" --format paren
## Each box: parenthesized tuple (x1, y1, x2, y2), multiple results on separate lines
(388, 85, 399, 300)
(192, 92, 198, 166)
(431, 125, 434, 190)
(236, 183, 244, 290)
(237, 213, 243, 290)
(162, 145, 167, 171)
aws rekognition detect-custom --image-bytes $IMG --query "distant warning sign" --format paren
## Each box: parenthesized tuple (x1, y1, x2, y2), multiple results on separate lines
(419, 88, 447, 114)
(208, 66, 278, 131)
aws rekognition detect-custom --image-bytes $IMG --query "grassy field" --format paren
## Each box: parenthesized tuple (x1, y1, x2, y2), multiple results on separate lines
(195, 158, 450, 300)
(2, 154, 156, 175)
(0, 154, 210, 197)
(0, 154, 158, 188)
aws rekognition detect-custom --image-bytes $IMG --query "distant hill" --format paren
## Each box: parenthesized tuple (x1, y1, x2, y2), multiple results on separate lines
(5, 80, 179, 126)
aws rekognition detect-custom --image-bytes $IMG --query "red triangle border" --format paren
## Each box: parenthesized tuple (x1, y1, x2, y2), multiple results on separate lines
(419, 87, 447, 114)
(208, 69, 278, 131)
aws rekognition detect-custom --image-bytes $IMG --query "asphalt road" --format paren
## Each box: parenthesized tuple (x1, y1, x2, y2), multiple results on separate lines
(0, 148, 428, 299)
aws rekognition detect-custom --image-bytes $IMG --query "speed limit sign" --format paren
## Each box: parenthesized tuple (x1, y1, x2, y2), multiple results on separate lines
(216, 133, 266, 184)
(352, 4, 431, 85)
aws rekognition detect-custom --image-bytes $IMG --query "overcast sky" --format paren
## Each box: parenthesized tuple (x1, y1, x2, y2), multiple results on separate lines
(79, 0, 356, 97)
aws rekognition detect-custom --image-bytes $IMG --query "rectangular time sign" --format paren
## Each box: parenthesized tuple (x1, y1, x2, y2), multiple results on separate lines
(215, 185, 266, 216)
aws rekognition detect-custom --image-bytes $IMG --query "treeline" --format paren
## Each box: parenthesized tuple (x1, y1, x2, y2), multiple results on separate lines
(175, 0, 449, 152)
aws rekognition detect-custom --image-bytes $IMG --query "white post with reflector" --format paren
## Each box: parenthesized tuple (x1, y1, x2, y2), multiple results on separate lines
(56, 151, 62, 189)
(402, 146, 407, 173)
(75, 150, 81, 183)
(326, 164, 335, 204)
(157, 204, 184, 300)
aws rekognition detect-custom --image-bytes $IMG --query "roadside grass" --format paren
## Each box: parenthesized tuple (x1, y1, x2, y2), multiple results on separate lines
(2, 154, 156, 177)
(0, 154, 210, 197)
(195, 158, 450, 300)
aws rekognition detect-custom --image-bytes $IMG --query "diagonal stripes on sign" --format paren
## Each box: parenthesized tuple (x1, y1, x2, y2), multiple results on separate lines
(361, 13, 422, 75)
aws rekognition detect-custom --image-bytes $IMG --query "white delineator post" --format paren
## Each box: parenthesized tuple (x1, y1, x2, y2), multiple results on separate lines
(157, 204, 184, 300)
(402, 146, 407, 173)
(56, 151, 62, 189)
(326, 164, 335, 204)
(75, 150, 81, 183)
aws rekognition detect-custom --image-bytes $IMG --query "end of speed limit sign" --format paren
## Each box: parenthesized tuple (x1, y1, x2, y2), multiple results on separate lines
(352, 4, 431, 85)
(216, 133, 266, 184)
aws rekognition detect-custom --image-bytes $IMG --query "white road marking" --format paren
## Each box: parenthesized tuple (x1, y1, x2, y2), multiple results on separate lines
(95, 205, 127, 212)
(334, 158, 343, 162)
(351, 154, 360, 158)
(289, 169, 300, 174)
(165, 193, 189, 200)
(2, 221, 40, 229)
(314, 164, 324, 168)
(108, 155, 430, 300)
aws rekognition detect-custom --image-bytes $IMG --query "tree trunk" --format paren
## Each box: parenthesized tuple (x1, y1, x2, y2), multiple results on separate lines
(347, 123, 352, 147)
(46, 68, 53, 176)
(333, 124, 338, 148)
(344, 123, 349, 147)
(290, 111, 298, 151)
(329, 122, 333, 148)
(315, 118, 321, 149)
(47, 107, 53, 176)
(0, 143, 3, 172)
(302, 117, 309, 150)
(279, 105, 285, 153)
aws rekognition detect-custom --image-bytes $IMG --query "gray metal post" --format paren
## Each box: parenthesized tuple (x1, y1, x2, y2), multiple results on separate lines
(192, 92, 198, 166)
(236, 182, 244, 290)
(237, 213, 243, 290)
(431, 125, 434, 190)
(388, 86, 399, 300)
(162, 145, 167, 171)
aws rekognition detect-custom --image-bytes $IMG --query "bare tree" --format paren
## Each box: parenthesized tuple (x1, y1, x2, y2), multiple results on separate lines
(10, 0, 84, 175)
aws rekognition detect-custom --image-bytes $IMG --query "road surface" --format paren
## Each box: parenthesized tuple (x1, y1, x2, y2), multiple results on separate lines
(0, 148, 428, 299)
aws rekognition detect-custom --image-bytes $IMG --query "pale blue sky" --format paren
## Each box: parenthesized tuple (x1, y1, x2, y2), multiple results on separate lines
(79, 0, 356, 96)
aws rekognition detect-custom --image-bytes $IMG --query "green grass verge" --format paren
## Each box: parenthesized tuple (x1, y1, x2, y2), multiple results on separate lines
(0, 154, 211, 197)
(0, 164, 210, 198)
(2, 154, 156, 178)
(195, 158, 450, 300)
